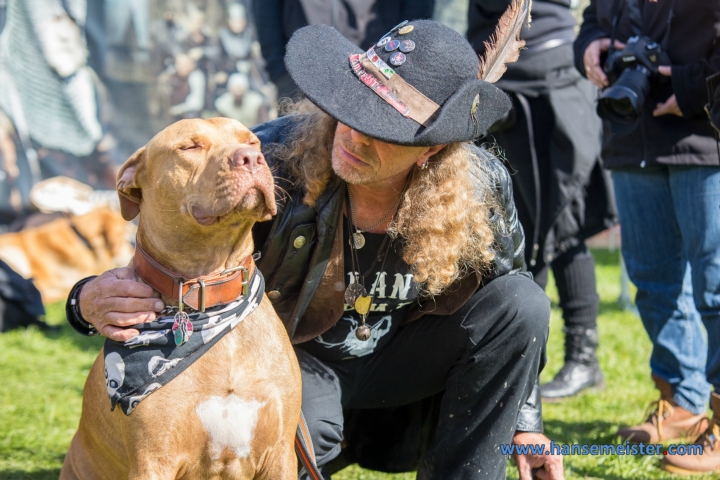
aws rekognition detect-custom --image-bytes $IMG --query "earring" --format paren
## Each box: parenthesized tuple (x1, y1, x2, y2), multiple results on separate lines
(418, 160, 428, 170)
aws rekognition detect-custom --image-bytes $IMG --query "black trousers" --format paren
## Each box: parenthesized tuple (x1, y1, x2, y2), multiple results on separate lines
(533, 243, 599, 330)
(296, 273, 550, 480)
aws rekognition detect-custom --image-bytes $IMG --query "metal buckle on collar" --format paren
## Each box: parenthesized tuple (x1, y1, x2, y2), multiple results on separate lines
(178, 279, 207, 313)
(220, 265, 250, 297)
(177, 266, 249, 313)
(198, 278, 206, 312)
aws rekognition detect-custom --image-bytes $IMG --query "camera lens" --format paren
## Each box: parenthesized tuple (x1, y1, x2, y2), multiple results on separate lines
(597, 67, 652, 130)
(598, 87, 640, 123)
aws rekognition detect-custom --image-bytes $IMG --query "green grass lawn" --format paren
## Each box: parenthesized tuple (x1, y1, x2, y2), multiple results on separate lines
(0, 249, 716, 479)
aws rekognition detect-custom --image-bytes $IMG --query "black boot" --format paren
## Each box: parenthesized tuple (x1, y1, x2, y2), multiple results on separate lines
(540, 326, 604, 402)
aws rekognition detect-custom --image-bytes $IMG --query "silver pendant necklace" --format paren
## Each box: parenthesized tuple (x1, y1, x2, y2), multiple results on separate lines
(347, 186, 404, 249)
(344, 180, 409, 340)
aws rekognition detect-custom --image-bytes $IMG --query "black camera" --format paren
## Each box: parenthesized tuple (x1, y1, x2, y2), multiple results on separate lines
(597, 35, 670, 130)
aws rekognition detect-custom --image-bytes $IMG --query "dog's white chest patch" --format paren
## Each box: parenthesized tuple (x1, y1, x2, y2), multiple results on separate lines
(196, 394, 264, 459)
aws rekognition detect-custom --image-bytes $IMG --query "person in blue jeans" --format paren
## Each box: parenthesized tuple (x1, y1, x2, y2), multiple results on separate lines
(575, 0, 720, 474)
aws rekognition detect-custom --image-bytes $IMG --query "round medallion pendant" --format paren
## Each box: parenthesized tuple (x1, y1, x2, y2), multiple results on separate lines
(344, 282, 368, 307)
(352, 232, 366, 249)
(356, 324, 372, 341)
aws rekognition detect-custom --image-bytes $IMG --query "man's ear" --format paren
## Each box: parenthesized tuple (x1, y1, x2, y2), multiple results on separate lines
(116, 146, 146, 221)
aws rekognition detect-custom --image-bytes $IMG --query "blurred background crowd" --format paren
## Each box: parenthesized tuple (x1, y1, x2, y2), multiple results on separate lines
(0, 0, 476, 225)
(0, 0, 278, 220)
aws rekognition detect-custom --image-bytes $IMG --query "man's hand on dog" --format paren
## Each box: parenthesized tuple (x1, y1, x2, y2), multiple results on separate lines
(79, 267, 165, 342)
(513, 432, 565, 480)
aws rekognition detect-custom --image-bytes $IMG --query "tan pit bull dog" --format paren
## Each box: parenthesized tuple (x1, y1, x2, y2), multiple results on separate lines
(60, 118, 302, 480)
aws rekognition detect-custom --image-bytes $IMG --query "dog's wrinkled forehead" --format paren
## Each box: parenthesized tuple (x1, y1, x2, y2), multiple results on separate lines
(150, 117, 260, 153)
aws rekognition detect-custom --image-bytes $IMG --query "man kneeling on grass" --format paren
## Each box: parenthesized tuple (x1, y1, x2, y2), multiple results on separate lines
(67, 12, 564, 480)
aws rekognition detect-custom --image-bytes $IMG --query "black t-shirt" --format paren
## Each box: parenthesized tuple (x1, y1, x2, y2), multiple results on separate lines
(299, 217, 419, 361)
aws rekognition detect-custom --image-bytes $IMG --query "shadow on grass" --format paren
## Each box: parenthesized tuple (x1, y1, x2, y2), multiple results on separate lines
(590, 248, 621, 267)
(37, 301, 103, 353)
(0, 469, 61, 480)
(598, 299, 634, 316)
(549, 299, 635, 317)
(44, 323, 104, 352)
(544, 419, 620, 444)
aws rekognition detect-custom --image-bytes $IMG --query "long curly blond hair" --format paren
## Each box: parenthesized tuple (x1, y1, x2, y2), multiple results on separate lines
(272, 100, 502, 296)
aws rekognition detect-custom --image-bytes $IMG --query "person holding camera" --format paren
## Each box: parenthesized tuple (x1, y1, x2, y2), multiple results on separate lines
(575, 0, 720, 474)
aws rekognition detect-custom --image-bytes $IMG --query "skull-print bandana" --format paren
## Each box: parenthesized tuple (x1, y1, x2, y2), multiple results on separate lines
(103, 270, 265, 415)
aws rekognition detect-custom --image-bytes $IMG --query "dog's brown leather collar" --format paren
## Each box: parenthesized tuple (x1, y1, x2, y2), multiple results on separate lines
(133, 241, 253, 312)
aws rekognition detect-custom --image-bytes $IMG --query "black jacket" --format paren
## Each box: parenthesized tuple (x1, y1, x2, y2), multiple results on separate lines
(252, 0, 434, 83)
(249, 116, 544, 469)
(574, 0, 720, 169)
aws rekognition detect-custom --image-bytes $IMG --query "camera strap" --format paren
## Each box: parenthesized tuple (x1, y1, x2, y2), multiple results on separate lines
(612, 0, 675, 47)
(625, 0, 643, 37)
(608, 0, 622, 57)
(660, 0, 675, 51)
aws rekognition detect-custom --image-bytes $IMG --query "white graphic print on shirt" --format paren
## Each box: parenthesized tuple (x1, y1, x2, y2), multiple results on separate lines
(315, 315, 392, 357)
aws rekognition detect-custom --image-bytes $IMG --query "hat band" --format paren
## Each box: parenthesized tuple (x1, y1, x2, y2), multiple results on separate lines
(349, 53, 441, 127)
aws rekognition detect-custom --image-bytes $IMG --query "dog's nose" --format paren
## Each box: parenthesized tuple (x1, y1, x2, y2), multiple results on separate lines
(230, 148, 265, 172)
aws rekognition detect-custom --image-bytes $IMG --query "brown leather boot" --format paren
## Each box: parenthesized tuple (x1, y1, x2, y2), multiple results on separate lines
(616, 375, 708, 444)
(662, 392, 720, 475)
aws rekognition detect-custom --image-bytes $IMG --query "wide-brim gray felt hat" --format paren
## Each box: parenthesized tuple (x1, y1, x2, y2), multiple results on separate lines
(285, 20, 512, 147)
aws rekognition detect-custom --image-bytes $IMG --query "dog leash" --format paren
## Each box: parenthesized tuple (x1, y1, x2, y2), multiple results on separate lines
(296, 411, 325, 480)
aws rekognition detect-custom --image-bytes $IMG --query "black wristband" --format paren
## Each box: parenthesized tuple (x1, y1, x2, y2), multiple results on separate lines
(66, 276, 100, 336)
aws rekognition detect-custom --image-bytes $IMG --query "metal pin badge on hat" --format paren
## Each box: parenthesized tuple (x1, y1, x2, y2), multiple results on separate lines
(377, 36, 391, 47)
(385, 40, 400, 52)
(471, 94, 481, 136)
(386, 20, 408, 35)
(399, 40, 415, 53)
(389, 51, 406, 66)
(398, 25, 414, 35)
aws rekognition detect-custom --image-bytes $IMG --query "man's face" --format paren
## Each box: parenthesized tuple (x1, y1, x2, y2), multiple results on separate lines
(331, 123, 442, 185)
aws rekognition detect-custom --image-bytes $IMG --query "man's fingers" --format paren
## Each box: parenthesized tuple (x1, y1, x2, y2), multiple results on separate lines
(104, 310, 157, 327)
(514, 457, 534, 480)
(541, 456, 565, 480)
(100, 324, 140, 342)
(101, 296, 164, 315)
(584, 37, 622, 88)
(658, 65, 672, 76)
(109, 265, 138, 280)
(103, 266, 157, 299)
(104, 277, 157, 299)
(586, 67, 607, 88)
(598, 37, 611, 50)
(584, 39, 609, 88)
(535, 467, 551, 480)
(653, 101, 669, 116)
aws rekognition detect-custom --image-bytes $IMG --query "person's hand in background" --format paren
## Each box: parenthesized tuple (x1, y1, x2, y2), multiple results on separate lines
(583, 38, 626, 88)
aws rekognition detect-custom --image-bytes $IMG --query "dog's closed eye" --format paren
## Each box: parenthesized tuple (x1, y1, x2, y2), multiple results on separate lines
(179, 144, 202, 151)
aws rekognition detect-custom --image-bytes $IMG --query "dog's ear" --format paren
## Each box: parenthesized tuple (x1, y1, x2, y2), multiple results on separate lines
(116, 146, 146, 221)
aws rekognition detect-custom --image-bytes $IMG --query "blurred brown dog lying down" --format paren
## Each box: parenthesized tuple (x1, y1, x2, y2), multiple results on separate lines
(60, 118, 302, 479)
(0, 207, 133, 303)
